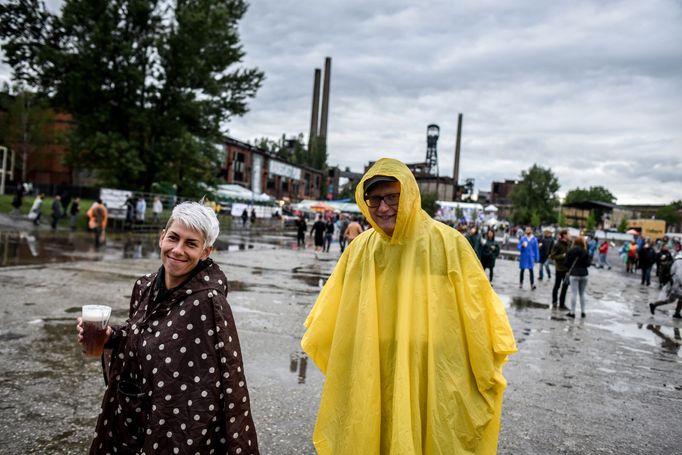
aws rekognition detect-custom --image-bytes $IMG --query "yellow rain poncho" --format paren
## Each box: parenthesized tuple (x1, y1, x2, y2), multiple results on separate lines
(301, 158, 517, 454)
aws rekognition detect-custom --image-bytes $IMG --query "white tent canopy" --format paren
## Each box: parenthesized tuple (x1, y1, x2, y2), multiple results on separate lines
(484, 204, 498, 212)
(291, 199, 362, 214)
(435, 201, 484, 223)
(214, 184, 274, 203)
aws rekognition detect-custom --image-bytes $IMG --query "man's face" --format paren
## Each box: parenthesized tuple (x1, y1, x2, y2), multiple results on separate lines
(366, 181, 401, 237)
(525, 227, 532, 236)
(159, 221, 212, 288)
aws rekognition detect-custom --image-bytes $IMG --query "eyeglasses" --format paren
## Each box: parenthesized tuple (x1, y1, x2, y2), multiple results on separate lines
(365, 192, 400, 208)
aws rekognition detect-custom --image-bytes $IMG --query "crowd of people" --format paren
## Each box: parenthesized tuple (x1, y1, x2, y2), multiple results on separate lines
(9, 183, 172, 249)
(296, 213, 367, 253)
(460, 223, 682, 320)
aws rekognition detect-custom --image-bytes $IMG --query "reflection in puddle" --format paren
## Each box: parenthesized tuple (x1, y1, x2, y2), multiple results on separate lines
(291, 266, 328, 288)
(646, 324, 681, 355)
(0, 331, 27, 341)
(506, 296, 550, 310)
(591, 321, 682, 358)
(228, 280, 251, 292)
(289, 351, 309, 384)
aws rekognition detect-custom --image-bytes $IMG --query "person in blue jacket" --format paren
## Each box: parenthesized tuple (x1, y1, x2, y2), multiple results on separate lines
(518, 225, 540, 289)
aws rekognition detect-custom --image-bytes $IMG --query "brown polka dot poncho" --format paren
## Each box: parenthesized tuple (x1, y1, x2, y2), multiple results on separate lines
(90, 259, 259, 454)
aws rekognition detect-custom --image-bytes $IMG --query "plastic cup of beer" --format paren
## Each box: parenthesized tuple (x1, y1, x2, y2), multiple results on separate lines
(81, 305, 112, 357)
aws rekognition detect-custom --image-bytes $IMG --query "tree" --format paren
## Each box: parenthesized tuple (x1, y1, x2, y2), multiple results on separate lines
(0, 0, 264, 195)
(253, 137, 281, 155)
(530, 211, 541, 228)
(455, 206, 464, 221)
(510, 164, 560, 225)
(564, 186, 617, 204)
(617, 216, 629, 233)
(656, 201, 682, 230)
(309, 135, 328, 170)
(421, 192, 438, 217)
(0, 87, 53, 181)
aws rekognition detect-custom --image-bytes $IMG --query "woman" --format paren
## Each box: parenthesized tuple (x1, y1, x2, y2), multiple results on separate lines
(480, 229, 500, 282)
(76, 201, 259, 454)
(565, 236, 591, 318)
(28, 193, 44, 225)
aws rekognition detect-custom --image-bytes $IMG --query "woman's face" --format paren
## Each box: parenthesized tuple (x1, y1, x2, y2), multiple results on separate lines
(159, 221, 211, 288)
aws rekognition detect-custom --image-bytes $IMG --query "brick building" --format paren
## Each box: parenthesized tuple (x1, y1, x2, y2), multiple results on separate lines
(224, 137, 325, 201)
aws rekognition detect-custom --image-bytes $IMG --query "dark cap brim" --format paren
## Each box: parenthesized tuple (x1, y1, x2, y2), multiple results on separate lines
(363, 175, 398, 194)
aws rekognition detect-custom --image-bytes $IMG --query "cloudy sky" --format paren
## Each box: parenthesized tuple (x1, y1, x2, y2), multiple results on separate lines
(227, 0, 682, 204)
(3, 0, 681, 204)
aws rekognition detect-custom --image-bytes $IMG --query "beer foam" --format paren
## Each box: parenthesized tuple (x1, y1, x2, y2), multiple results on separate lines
(82, 305, 112, 322)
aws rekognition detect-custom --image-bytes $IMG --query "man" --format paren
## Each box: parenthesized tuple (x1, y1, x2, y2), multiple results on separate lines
(310, 214, 327, 252)
(135, 196, 146, 223)
(550, 229, 571, 309)
(638, 240, 656, 286)
(296, 215, 307, 248)
(302, 158, 516, 455)
(538, 229, 555, 280)
(87, 199, 108, 248)
(11, 181, 25, 214)
(649, 249, 682, 319)
(152, 196, 163, 223)
(50, 195, 62, 230)
(69, 197, 80, 231)
(518, 226, 540, 290)
(465, 225, 482, 259)
(337, 214, 350, 253)
(587, 236, 598, 265)
(343, 215, 363, 243)
(655, 243, 674, 288)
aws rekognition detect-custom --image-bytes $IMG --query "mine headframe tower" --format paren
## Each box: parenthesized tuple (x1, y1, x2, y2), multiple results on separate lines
(425, 124, 440, 176)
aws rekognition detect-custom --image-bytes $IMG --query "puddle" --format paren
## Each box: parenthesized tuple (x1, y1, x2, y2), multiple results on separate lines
(499, 294, 550, 310)
(590, 321, 682, 357)
(227, 243, 256, 252)
(291, 267, 328, 288)
(228, 280, 251, 292)
(0, 331, 27, 341)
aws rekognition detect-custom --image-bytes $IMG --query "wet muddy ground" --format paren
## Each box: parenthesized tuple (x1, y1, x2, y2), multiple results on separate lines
(0, 225, 681, 454)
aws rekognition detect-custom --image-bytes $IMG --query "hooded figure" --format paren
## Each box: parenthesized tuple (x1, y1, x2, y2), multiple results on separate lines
(301, 158, 517, 455)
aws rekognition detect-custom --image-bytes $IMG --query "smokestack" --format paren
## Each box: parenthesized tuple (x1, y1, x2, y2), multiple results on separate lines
(309, 68, 321, 151)
(319, 57, 332, 142)
(453, 113, 463, 200)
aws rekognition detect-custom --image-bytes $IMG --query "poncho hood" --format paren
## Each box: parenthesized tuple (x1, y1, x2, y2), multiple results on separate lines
(355, 158, 422, 243)
(303, 157, 517, 455)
